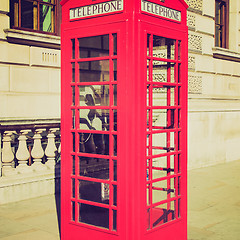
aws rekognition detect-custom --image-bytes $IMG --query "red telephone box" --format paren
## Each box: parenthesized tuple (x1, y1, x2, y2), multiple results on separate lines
(61, 0, 188, 239)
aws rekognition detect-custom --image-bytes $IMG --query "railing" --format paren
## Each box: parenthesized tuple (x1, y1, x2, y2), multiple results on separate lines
(0, 123, 61, 177)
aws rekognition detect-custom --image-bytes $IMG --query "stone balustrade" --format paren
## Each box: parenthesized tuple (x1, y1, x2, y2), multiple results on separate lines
(0, 123, 61, 177)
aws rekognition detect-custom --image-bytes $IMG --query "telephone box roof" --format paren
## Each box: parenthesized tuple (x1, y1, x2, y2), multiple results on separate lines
(60, 0, 188, 9)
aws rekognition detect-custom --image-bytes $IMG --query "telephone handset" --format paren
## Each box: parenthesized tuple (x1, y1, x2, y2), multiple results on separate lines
(79, 88, 105, 155)
(80, 93, 102, 131)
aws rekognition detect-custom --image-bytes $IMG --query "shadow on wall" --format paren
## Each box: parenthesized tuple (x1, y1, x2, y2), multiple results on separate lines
(55, 154, 61, 237)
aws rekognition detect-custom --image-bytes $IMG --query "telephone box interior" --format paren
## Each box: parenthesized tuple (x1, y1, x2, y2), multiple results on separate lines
(61, 0, 188, 239)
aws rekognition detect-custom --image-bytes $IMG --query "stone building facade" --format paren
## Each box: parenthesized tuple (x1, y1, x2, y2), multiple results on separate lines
(186, 0, 240, 169)
(0, 0, 61, 123)
(0, 0, 61, 204)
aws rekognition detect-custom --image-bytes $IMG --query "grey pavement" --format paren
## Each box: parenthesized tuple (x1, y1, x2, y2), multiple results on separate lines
(188, 159, 240, 240)
(0, 159, 240, 239)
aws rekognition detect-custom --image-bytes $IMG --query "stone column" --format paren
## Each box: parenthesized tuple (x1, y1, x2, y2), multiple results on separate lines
(31, 129, 46, 171)
(45, 128, 58, 169)
(1, 131, 16, 176)
(16, 130, 32, 173)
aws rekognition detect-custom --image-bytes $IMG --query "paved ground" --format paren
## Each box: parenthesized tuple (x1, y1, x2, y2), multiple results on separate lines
(188, 160, 240, 240)
(0, 160, 240, 239)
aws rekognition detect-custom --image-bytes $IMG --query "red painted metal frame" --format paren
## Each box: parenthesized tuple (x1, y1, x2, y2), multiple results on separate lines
(61, 0, 188, 239)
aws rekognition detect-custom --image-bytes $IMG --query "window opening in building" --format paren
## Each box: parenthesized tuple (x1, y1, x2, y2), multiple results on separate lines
(10, 0, 59, 34)
(215, 0, 229, 48)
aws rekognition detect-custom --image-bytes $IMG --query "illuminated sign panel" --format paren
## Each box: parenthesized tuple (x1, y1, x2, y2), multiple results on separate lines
(141, 0, 181, 22)
(70, 0, 124, 20)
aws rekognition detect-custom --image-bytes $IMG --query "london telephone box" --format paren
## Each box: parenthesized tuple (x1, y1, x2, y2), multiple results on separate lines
(61, 0, 188, 239)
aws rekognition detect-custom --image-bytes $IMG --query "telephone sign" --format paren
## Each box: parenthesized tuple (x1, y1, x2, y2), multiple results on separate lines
(61, 0, 188, 239)
(141, 0, 181, 22)
(70, 0, 124, 20)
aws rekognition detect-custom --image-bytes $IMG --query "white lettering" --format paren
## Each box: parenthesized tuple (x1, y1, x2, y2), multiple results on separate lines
(141, 0, 181, 22)
(70, 0, 124, 20)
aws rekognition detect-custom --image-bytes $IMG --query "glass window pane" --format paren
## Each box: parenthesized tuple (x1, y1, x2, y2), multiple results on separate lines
(152, 109, 175, 130)
(152, 86, 175, 107)
(152, 132, 175, 155)
(178, 176, 181, 195)
(113, 59, 117, 81)
(72, 178, 76, 198)
(72, 109, 75, 129)
(79, 203, 109, 229)
(71, 201, 76, 221)
(152, 86, 179, 107)
(147, 208, 150, 230)
(177, 154, 181, 173)
(79, 60, 110, 82)
(79, 133, 109, 155)
(152, 202, 176, 228)
(79, 35, 109, 58)
(40, 4, 53, 32)
(152, 61, 176, 83)
(147, 184, 150, 205)
(113, 33, 117, 55)
(42, 0, 53, 3)
(147, 34, 151, 56)
(72, 155, 75, 175)
(72, 63, 75, 82)
(113, 210, 117, 231)
(79, 156, 109, 180)
(113, 185, 117, 206)
(178, 198, 181, 218)
(79, 109, 110, 131)
(178, 41, 181, 60)
(21, 0, 34, 29)
(178, 64, 181, 83)
(79, 180, 109, 204)
(147, 85, 151, 106)
(152, 178, 176, 204)
(113, 110, 117, 131)
(72, 132, 75, 152)
(153, 36, 176, 60)
(72, 39, 75, 59)
(72, 86, 75, 106)
(147, 60, 151, 82)
(79, 85, 110, 106)
(101, 183, 109, 202)
(113, 160, 117, 181)
(113, 85, 117, 106)
(152, 155, 175, 179)
(113, 134, 117, 156)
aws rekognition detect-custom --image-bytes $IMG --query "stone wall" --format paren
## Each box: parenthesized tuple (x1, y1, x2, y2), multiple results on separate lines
(187, 0, 240, 169)
(0, 0, 61, 122)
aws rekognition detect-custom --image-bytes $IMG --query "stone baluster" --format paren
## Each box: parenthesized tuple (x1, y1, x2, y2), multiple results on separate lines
(16, 130, 32, 173)
(31, 129, 46, 171)
(58, 143, 61, 154)
(1, 131, 16, 176)
(45, 128, 58, 169)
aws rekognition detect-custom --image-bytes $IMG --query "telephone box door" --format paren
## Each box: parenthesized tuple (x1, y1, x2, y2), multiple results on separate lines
(141, 22, 188, 239)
